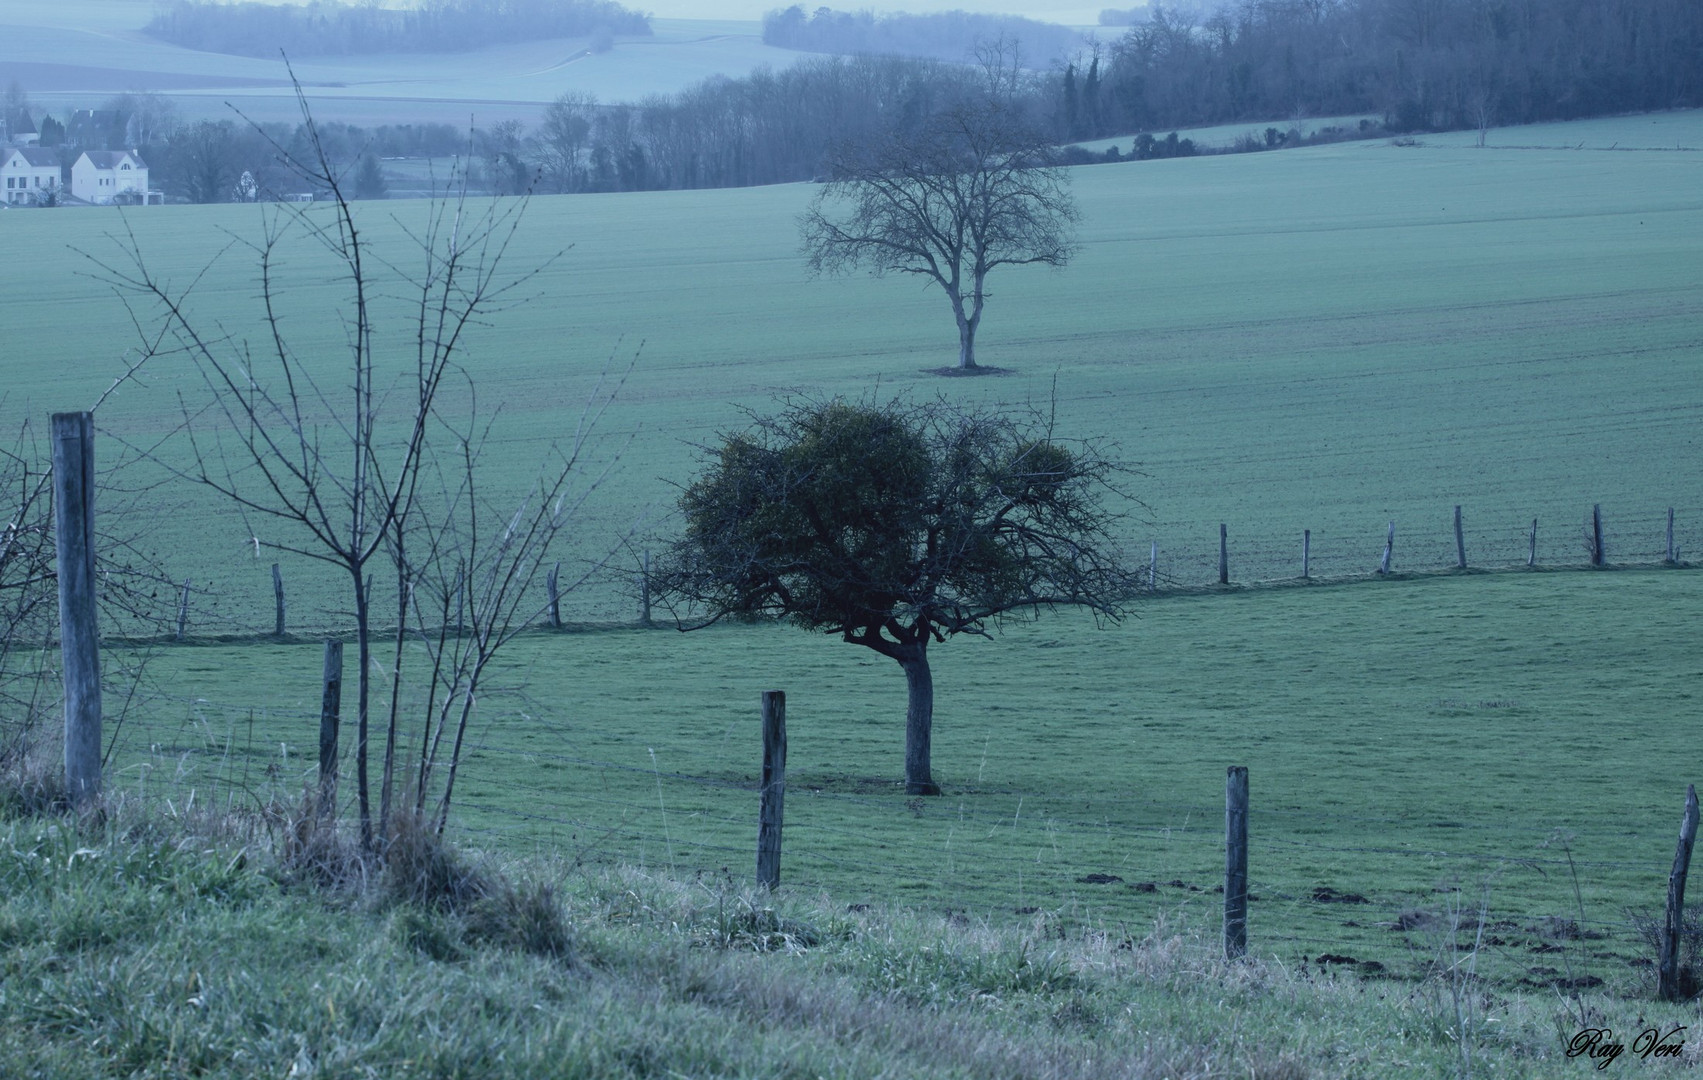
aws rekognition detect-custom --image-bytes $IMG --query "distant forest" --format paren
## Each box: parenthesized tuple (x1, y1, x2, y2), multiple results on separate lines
(1082, 0, 1702, 137)
(144, 0, 651, 57)
(762, 7, 1085, 66)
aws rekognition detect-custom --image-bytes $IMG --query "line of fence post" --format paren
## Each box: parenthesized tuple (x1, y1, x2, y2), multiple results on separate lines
(547, 561, 562, 629)
(1379, 521, 1394, 574)
(1591, 504, 1605, 566)
(640, 550, 653, 627)
(319, 640, 343, 816)
(1225, 765, 1249, 960)
(272, 562, 285, 637)
(1454, 505, 1466, 569)
(52, 411, 102, 809)
(1149, 541, 1157, 591)
(1667, 508, 1677, 564)
(1659, 784, 1699, 1001)
(1218, 524, 1229, 585)
(1301, 529, 1310, 579)
(1529, 518, 1538, 567)
(757, 690, 787, 889)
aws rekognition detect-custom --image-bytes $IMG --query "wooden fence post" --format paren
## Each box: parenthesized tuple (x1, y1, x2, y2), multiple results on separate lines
(1301, 529, 1310, 579)
(640, 550, 653, 627)
(319, 640, 343, 816)
(1659, 784, 1699, 1001)
(272, 562, 285, 637)
(547, 560, 562, 628)
(1591, 504, 1605, 566)
(1225, 765, 1249, 960)
(175, 578, 191, 641)
(1218, 524, 1229, 585)
(1149, 541, 1157, 592)
(52, 412, 101, 809)
(1667, 508, 1677, 565)
(757, 690, 787, 889)
(1529, 518, 1538, 568)
(1454, 505, 1466, 569)
(1379, 521, 1394, 574)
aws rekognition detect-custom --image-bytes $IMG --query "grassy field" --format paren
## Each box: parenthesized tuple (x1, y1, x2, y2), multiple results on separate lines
(0, 0, 796, 123)
(104, 566, 1703, 993)
(1, 108, 1700, 1069)
(0, 111, 1697, 629)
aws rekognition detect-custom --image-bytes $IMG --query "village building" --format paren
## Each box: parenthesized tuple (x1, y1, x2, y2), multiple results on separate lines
(4, 110, 39, 147)
(2, 146, 61, 205)
(70, 149, 150, 204)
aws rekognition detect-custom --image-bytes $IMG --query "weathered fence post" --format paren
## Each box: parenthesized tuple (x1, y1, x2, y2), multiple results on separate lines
(1301, 529, 1311, 579)
(1379, 521, 1394, 574)
(546, 561, 562, 628)
(1591, 504, 1605, 566)
(175, 578, 191, 641)
(52, 412, 101, 809)
(1225, 765, 1249, 960)
(640, 550, 653, 627)
(1667, 508, 1677, 565)
(1528, 518, 1538, 568)
(1149, 541, 1158, 592)
(1454, 505, 1466, 569)
(757, 690, 787, 889)
(272, 562, 285, 637)
(1218, 524, 1229, 585)
(1659, 784, 1699, 1001)
(318, 640, 343, 816)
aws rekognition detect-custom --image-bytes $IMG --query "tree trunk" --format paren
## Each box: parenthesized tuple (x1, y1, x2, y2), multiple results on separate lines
(950, 289, 980, 370)
(897, 644, 940, 795)
(957, 316, 978, 369)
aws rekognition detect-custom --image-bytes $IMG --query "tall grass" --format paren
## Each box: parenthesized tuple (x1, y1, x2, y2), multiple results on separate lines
(1, 786, 1697, 1078)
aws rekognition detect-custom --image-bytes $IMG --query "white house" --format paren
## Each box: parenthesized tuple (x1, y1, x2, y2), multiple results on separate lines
(71, 150, 149, 204)
(2, 147, 61, 205)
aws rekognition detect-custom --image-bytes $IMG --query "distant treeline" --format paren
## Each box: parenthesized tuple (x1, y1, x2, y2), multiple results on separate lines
(144, 0, 651, 57)
(761, 7, 1085, 66)
(1071, 0, 1702, 139)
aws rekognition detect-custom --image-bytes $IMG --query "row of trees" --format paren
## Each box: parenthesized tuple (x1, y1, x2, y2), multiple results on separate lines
(144, 0, 649, 57)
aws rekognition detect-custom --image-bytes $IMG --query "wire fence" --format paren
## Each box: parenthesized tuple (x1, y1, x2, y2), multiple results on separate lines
(97, 685, 1690, 990)
(148, 499, 1703, 640)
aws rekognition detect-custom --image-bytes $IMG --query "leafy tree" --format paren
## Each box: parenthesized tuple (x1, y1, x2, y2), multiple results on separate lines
(658, 397, 1136, 795)
(800, 98, 1078, 371)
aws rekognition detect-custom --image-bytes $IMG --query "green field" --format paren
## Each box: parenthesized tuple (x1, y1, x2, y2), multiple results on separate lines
(2, 115, 1697, 627)
(113, 567, 1702, 989)
(2, 111, 1701, 990)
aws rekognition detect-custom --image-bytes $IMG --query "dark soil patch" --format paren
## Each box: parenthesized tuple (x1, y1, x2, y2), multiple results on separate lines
(1313, 887, 1369, 904)
(922, 365, 1016, 377)
(1131, 882, 1158, 893)
(1317, 953, 1360, 965)
(1077, 873, 1123, 885)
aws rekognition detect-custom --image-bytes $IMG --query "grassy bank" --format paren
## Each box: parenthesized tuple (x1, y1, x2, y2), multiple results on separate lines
(2, 803, 1696, 1079)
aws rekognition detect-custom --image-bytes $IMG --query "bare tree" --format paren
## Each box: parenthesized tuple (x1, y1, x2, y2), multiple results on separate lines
(800, 97, 1078, 371)
(87, 82, 613, 846)
(657, 395, 1137, 795)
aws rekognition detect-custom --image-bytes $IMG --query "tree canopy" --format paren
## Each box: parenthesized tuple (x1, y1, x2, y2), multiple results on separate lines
(659, 397, 1137, 794)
